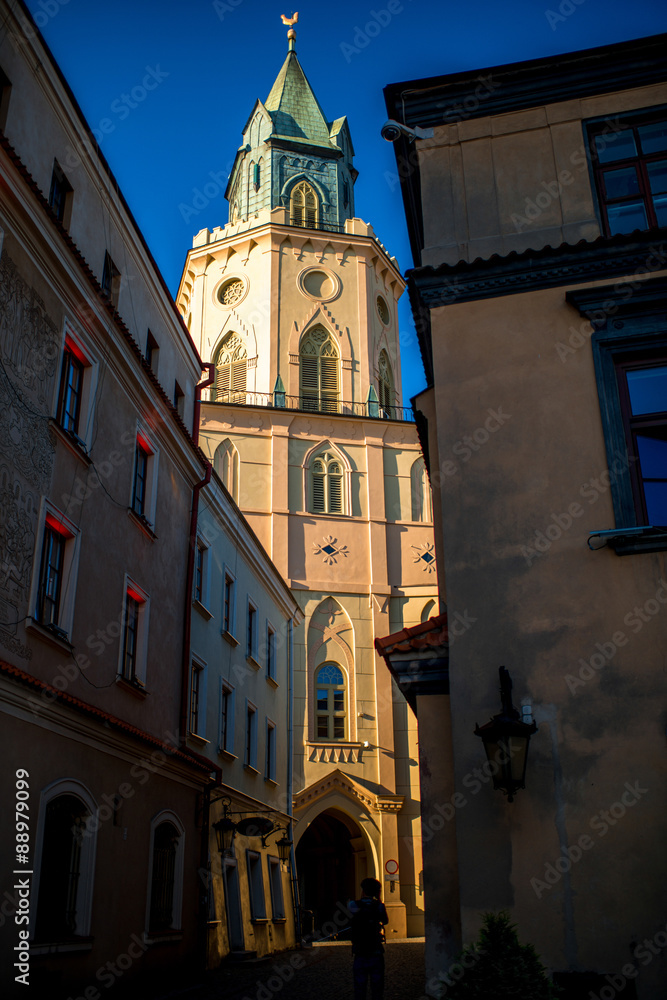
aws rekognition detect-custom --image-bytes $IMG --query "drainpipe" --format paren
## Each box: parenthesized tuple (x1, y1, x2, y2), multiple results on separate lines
(286, 616, 302, 942)
(179, 362, 216, 972)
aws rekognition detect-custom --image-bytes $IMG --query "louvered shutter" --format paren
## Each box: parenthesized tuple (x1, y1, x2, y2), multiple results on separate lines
(312, 460, 325, 512)
(300, 352, 319, 410)
(305, 189, 317, 228)
(216, 362, 231, 400)
(328, 462, 343, 513)
(320, 351, 339, 413)
(232, 359, 247, 401)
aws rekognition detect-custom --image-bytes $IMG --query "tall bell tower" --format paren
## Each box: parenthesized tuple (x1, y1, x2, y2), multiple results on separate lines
(178, 17, 436, 939)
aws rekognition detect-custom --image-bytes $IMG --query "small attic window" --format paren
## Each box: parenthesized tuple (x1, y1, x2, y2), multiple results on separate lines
(343, 179, 350, 209)
(253, 162, 260, 190)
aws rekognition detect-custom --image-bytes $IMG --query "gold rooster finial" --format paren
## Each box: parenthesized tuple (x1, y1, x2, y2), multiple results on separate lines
(280, 12, 299, 26)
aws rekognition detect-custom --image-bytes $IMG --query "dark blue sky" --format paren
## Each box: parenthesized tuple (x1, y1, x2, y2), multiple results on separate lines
(25, 0, 667, 401)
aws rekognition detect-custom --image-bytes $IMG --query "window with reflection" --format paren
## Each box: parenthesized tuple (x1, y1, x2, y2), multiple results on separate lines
(588, 112, 667, 236)
(616, 359, 667, 525)
(315, 663, 346, 740)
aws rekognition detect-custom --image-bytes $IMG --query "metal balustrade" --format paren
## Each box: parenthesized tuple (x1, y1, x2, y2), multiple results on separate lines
(201, 388, 414, 422)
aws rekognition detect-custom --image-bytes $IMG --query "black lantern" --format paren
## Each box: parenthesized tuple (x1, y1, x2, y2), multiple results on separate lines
(474, 666, 537, 802)
(213, 797, 237, 855)
(274, 831, 293, 864)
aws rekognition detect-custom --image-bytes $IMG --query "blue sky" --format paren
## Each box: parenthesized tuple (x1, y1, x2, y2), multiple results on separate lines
(25, 0, 667, 401)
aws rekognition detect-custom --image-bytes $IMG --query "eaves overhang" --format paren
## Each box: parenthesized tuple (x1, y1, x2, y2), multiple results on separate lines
(375, 614, 449, 714)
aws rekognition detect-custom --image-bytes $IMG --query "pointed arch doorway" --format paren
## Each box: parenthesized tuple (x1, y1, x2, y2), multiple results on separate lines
(295, 808, 370, 933)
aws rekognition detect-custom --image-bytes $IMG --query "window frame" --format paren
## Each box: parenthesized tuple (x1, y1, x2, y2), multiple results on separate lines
(290, 179, 319, 229)
(567, 277, 667, 554)
(214, 438, 240, 503)
(310, 450, 345, 515)
(145, 329, 159, 373)
(54, 321, 99, 452)
(299, 328, 340, 414)
(265, 621, 276, 682)
(411, 455, 433, 523)
(48, 159, 73, 229)
(118, 577, 150, 688)
(193, 533, 211, 612)
(213, 333, 247, 403)
(0, 63, 11, 132)
(31, 779, 98, 944)
(246, 850, 267, 921)
(145, 810, 185, 938)
(130, 426, 159, 530)
(246, 598, 258, 662)
(219, 679, 236, 756)
(245, 699, 258, 770)
(268, 856, 286, 920)
(265, 717, 277, 783)
(101, 251, 121, 308)
(586, 107, 667, 237)
(29, 502, 81, 642)
(315, 662, 347, 742)
(222, 568, 236, 639)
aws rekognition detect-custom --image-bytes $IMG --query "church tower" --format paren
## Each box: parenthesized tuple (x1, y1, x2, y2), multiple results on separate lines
(178, 19, 436, 941)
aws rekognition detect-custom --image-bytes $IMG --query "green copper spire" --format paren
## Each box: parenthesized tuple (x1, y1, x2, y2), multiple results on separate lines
(264, 50, 332, 145)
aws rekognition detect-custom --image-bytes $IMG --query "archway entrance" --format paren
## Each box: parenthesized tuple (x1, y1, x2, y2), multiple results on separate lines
(295, 808, 370, 934)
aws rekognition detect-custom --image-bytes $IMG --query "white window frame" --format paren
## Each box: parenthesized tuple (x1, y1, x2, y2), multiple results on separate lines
(265, 717, 277, 783)
(53, 319, 99, 452)
(219, 679, 236, 756)
(245, 699, 258, 770)
(268, 856, 286, 920)
(145, 810, 185, 937)
(189, 653, 208, 738)
(28, 500, 81, 642)
(246, 850, 267, 920)
(193, 532, 211, 612)
(31, 779, 98, 943)
(118, 575, 150, 688)
(130, 424, 159, 530)
(302, 440, 351, 516)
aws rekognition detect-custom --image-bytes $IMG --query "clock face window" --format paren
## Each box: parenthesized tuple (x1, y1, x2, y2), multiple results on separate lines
(377, 295, 390, 325)
(218, 279, 245, 306)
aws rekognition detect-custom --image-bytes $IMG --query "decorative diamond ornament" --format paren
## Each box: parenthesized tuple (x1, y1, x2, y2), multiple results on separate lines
(412, 542, 437, 573)
(313, 535, 348, 565)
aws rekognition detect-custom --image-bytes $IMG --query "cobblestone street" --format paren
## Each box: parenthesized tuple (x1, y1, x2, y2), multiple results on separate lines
(147, 941, 426, 1000)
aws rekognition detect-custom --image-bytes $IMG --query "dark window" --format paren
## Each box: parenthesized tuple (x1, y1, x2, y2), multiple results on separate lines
(35, 795, 88, 941)
(266, 721, 276, 781)
(0, 64, 11, 132)
(132, 442, 149, 518)
(101, 252, 121, 307)
(57, 347, 84, 436)
(223, 574, 234, 633)
(246, 704, 257, 767)
(246, 850, 266, 919)
(615, 358, 667, 525)
(194, 542, 205, 603)
(174, 381, 185, 419)
(149, 822, 179, 931)
(146, 330, 159, 372)
(37, 525, 66, 628)
(221, 684, 234, 752)
(247, 603, 257, 659)
(588, 111, 667, 235)
(48, 160, 73, 227)
(253, 162, 260, 189)
(268, 856, 285, 919)
(121, 593, 140, 681)
(190, 662, 202, 734)
(266, 625, 276, 680)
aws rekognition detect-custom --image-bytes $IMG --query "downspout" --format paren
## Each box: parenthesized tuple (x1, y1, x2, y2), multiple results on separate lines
(179, 362, 216, 972)
(286, 616, 302, 942)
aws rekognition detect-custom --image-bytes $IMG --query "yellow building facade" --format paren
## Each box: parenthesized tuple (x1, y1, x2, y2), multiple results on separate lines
(178, 31, 436, 939)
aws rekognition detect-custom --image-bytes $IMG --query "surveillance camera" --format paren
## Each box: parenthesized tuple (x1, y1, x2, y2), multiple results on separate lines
(381, 119, 434, 142)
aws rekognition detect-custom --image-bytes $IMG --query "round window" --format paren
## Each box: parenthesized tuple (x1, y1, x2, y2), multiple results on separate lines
(377, 295, 390, 325)
(218, 278, 245, 306)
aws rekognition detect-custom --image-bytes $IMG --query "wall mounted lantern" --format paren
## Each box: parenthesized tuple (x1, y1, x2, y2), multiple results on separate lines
(235, 815, 293, 863)
(213, 796, 237, 855)
(474, 666, 537, 803)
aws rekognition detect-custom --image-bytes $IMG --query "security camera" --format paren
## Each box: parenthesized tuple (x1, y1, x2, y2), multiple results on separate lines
(381, 119, 434, 142)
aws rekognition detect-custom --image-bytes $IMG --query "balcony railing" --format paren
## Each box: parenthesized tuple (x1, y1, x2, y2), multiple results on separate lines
(202, 390, 414, 422)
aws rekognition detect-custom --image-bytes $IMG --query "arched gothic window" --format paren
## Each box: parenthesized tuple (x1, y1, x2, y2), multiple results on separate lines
(411, 456, 433, 523)
(214, 438, 240, 503)
(300, 327, 340, 413)
(378, 350, 394, 416)
(311, 450, 344, 514)
(34, 785, 96, 942)
(315, 663, 346, 740)
(290, 180, 318, 228)
(149, 821, 180, 931)
(214, 333, 247, 403)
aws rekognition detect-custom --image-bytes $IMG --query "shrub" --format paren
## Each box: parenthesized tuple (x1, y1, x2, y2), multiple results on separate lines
(437, 910, 561, 998)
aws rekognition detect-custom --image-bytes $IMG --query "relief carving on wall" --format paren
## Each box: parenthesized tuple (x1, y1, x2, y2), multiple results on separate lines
(0, 253, 58, 657)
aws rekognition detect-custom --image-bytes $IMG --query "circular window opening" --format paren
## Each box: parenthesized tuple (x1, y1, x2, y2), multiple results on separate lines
(218, 278, 245, 306)
(377, 295, 390, 325)
(303, 270, 335, 299)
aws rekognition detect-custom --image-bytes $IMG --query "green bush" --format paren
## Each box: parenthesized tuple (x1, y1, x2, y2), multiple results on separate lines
(437, 910, 561, 999)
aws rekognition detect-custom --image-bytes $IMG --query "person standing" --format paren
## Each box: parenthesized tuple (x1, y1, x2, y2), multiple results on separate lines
(350, 877, 389, 1000)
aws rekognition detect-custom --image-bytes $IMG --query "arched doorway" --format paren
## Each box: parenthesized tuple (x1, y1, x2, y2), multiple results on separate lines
(295, 808, 370, 934)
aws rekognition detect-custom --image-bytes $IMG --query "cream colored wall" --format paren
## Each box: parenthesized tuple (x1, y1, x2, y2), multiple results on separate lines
(418, 82, 667, 266)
